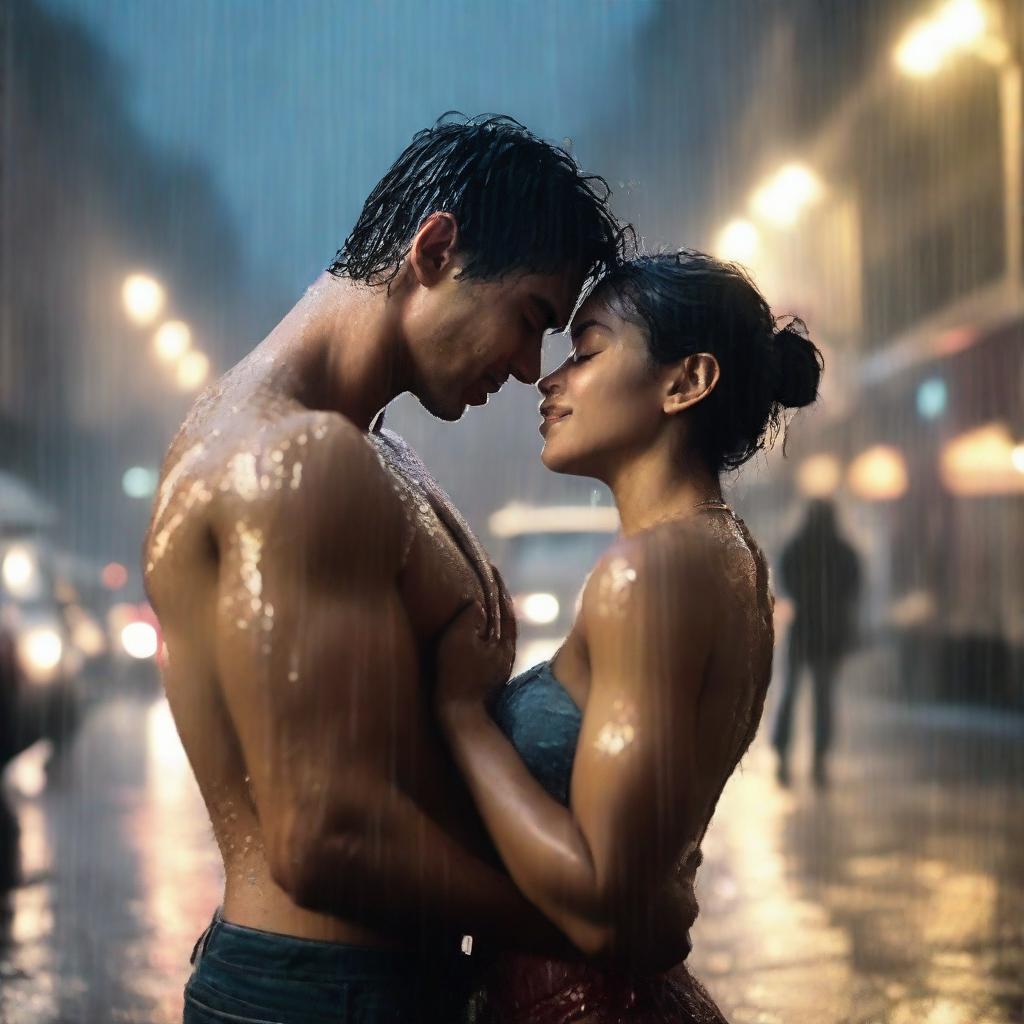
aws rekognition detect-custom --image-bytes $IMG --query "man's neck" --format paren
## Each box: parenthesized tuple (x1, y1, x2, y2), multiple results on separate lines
(268, 272, 411, 432)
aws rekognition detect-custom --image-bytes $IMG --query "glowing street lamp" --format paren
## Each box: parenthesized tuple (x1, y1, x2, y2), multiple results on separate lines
(796, 454, 843, 498)
(153, 320, 192, 364)
(715, 219, 760, 262)
(848, 445, 909, 501)
(176, 350, 210, 391)
(895, 0, 1020, 284)
(122, 273, 166, 326)
(750, 163, 824, 228)
(894, 0, 987, 77)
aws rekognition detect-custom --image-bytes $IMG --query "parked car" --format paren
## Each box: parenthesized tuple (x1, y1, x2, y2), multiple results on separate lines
(0, 472, 93, 770)
(0, 536, 83, 768)
(488, 502, 619, 674)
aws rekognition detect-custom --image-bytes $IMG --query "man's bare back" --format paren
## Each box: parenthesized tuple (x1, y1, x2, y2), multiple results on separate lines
(144, 350, 509, 947)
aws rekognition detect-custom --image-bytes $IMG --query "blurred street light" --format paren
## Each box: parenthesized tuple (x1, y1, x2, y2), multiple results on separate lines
(153, 320, 192, 364)
(514, 592, 560, 625)
(941, 422, 1024, 494)
(896, 0, 1021, 285)
(122, 273, 166, 326)
(796, 454, 843, 498)
(176, 350, 210, 391)
(848, 445, 909, 500)
(121, 620, 159, 660)
(895, 0, 987, 77)
(18, 625, 64, 684)
(2, 544, 42, 599)
(715, 218, 760, 262)
(750, 163, 823, 228)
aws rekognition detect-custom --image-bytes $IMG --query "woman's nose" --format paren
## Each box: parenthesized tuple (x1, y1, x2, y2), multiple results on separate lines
(537, 358, 570, 397)
(537, 370, 558, 397)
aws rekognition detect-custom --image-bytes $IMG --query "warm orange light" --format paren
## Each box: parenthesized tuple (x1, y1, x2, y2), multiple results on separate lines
(750, 163, 823, 227)
(847, 445, 908, 500)
(122, 273, 166, 325)
(153, 320, 192, 363)
(176, 351, 210, 390)
(895, 0, 987, 78)
(796, 454, 842, 498)
(941, 423, 1024, 495)
(715, 219, 760, 262)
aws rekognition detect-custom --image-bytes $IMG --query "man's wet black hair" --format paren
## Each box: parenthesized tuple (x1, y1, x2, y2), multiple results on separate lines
(592, 250, 824, 474)
(329, 113, 628, 288)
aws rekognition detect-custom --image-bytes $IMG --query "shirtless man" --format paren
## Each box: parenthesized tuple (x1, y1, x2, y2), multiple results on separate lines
(143, 116, 628, 1023)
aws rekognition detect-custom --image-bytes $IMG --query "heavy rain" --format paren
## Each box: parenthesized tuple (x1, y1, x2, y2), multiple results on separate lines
(1, 1, 1021, 1023)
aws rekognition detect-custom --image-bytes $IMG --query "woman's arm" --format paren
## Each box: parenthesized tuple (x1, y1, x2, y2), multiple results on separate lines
(436, 530, 716, 960)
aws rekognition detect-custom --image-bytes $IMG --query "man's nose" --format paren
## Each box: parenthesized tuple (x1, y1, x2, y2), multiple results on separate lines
(509, 337, 543, 386)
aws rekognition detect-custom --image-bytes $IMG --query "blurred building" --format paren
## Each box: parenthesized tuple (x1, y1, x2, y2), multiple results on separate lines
(0, 0, 283, 578)
(664, 0, 1024, 706)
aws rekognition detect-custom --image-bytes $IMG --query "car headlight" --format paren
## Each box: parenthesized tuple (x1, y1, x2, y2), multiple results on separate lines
(121, 621, 158, 660)
(514, 592, 560, 625)
(17, 625, 64, 684)
(515, 638, 564, 675)
(2, 545, 43, 601)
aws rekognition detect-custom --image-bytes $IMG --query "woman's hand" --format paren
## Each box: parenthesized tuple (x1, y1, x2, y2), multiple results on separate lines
(434, 586, 516, 715)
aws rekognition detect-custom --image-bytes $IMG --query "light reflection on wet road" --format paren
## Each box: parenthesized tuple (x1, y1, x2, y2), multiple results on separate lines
(1, 678, 1021, 1024)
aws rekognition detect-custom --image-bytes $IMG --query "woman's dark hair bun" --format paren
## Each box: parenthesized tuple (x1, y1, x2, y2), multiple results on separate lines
(771, 316, 823, 410)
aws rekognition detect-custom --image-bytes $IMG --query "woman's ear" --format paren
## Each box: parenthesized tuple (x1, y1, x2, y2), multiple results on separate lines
(664, 353, 720, 415)
(407, 212, 460, 287)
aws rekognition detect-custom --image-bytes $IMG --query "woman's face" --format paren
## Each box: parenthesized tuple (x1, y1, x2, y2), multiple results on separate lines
(537, 293, 670, 478)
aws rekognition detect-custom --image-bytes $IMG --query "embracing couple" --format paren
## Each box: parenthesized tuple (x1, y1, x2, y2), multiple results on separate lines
(145, 115, 822, 1024)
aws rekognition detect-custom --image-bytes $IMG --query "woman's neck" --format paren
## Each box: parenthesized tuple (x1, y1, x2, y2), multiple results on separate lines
(606, 444, 723, 537)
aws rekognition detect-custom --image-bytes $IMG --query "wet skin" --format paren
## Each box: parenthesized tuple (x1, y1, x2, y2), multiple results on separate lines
(435, 292, 778, 964)
(142, 257, 583, 952)
(144, 380, 491, 946)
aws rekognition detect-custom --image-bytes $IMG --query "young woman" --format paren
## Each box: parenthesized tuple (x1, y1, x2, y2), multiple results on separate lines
(435, 250, 823, 1022)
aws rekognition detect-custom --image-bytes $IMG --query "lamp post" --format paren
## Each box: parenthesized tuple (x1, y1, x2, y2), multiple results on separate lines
(895, 0, 1022, 288)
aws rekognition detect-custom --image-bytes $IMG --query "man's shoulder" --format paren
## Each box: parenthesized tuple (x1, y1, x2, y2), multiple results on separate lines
(206, 410, 399, 528)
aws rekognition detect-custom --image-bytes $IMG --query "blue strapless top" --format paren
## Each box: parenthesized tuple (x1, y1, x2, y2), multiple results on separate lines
(489, 661, 582, 807)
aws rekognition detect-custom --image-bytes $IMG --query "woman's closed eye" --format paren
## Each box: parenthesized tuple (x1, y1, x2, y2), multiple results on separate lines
(572, 350, 596, 364)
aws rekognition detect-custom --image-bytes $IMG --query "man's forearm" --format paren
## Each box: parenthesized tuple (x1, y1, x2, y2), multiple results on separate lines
(290, 793, 577, 958)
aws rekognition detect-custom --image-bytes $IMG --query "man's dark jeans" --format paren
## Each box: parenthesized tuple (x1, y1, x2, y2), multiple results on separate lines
(183, 909, 472, 1024)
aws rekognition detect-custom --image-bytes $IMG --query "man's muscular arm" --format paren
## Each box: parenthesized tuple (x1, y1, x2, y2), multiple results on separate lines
(210, 413, 567, 952)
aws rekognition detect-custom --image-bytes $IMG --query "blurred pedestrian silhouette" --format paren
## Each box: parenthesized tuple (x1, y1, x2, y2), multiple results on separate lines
(772, 499, 862, 787)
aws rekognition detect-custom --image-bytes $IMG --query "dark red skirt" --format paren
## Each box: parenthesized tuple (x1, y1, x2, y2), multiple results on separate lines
(466, 953, 730, 1024)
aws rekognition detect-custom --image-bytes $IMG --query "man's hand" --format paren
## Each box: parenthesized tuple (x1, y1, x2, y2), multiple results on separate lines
(434, 598, 514, 713)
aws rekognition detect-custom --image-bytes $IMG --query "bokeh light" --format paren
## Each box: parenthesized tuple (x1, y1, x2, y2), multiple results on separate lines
(176, 350, 210, 390)
(153, 320, 192, 363)
(122, 273, 166, 325)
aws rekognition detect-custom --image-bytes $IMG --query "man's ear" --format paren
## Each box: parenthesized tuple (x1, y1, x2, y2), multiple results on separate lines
(408, 212, 459, 287)
(664, 353, 720, 415)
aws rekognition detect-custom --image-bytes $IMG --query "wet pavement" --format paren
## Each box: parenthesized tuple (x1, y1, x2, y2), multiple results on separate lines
(0, 663, 1022, 1024)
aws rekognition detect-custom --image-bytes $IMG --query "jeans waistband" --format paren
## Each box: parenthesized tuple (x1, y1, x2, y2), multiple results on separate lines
(190, 908, 423, 981)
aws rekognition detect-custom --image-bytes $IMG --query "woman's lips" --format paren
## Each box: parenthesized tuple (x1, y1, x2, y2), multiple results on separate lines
(539, 411, 571, 435)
